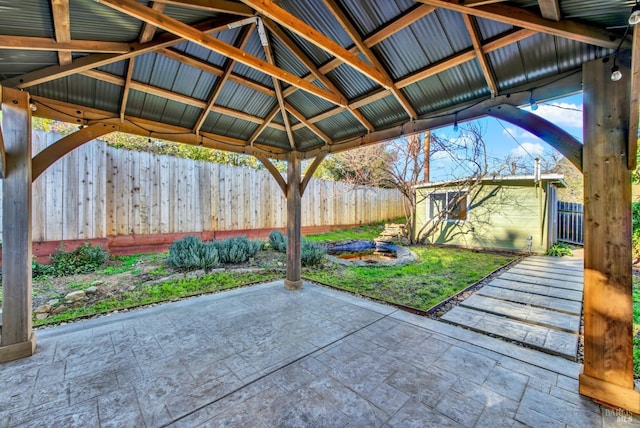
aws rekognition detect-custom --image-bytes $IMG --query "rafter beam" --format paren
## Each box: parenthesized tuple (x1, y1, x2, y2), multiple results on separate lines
(416, 0, 624, 50)
(322, 0, 416, 119)
(96, 0, 347, 106)
(249, 105, 280, 145)
(139, 2, 166, 43)
(193, 24, 253, 134)
(263, 17, 373, 132)
(462, 14, 498, 97)
(153, 0, 253, 16)
(262, 28, 297, 150)
(51, 0, 72, 65)
(285, 103, 331, 144)
(241, 0, 392, 89)
(1, 17, 239, 89)
(120, 58, 135, 121)
(538, 0, 561, 22)
(0, 36, 130, 53)
(363, 4, 436, 47)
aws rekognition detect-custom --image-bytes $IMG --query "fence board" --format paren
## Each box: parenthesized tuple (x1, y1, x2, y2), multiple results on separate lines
(0, 130, 404, 242)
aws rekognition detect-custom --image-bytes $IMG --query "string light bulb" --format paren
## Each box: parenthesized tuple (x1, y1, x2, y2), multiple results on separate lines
(611, 63, 622, 82)
(29, 99, 37, 112)
(453, 114, 459, 132)
(630, 1, 640, 25)
(529, 95, 538, 111)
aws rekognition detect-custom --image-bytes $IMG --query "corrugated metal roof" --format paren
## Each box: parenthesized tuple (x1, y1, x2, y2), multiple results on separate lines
(293, 128, 323, 151)
(0, 0, 630, 157)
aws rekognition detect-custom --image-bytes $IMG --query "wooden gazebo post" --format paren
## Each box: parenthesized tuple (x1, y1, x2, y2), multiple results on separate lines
(0, 86, 37, 363)
(579, 56, 640, 413)
(285, 151, 302, 290)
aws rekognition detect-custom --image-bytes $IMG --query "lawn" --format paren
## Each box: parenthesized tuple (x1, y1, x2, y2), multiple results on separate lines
(304, 246, 515, 311)
(634, 272, 640, 379)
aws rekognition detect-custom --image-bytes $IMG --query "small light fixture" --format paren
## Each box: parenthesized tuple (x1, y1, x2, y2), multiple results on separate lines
(29, 99, 37, 112)
(629, 1, 640, 26)
(453, 114, 459, 132)
(611, 58, 623, 81)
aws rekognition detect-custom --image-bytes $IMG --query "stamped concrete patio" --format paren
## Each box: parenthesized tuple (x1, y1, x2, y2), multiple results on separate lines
(0, 278, 636, 427)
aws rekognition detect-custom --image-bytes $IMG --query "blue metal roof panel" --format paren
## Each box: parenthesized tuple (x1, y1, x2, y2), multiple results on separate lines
(201, 112, 259, 140)
(255, 128, 290, 149)
(0, 1, 52, 38)
(374, 32, 430, 81)
(0, 50, 58, 79)
(359, 96, 409, 129)
(293, 128, 323, 151)
(488, 43, 527, 91)
(338, 0, 407, 36)
(97, 61, 127, 77)
(30, 74, 121, 114)
(475, 17, 514, 41)
(279, 0, 353, 49)
(216, 81, 277, 118)
(435, 8, 473, 53)
(315, 110, 367, 141)
(328, 64, 378, 100)
(72, 1, 141, 42)
(162, 3, 217, 25)
(285, 89, 335, 119)
(272, 37, 311, 78)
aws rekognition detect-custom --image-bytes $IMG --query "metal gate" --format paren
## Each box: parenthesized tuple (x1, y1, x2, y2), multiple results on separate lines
(557, 201, 583, 245)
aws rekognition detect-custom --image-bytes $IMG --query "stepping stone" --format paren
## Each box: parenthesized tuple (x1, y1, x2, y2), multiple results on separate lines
(520, 257, 583, 272)
(489, 278, 583, 302)
(441, 306, 578, 360)
(511, 263, 584, 279)
(460, 294, 580, 332)
(477, 285, 582, 315)
(499, 273, 583, 292)
(505, 267, 583, 284)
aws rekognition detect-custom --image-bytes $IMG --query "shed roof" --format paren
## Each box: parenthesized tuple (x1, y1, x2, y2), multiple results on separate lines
(414, 173, 568, 188)
(0, 0, 636, 160)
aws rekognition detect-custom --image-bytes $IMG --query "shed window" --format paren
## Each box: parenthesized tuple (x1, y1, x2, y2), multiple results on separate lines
(428, 191, 468, 221)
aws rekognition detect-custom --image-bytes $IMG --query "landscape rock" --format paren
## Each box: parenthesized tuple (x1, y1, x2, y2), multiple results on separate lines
(52, 305, 69, 315)
(34, 304, 52, 314)
(65, 290, 86, 302)
(46, 299, 60, 306)
(84, 286, 98, 295)
(35, 313, 49, 320)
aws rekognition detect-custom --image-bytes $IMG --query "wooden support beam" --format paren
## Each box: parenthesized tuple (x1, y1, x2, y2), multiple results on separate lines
(538, 0, 561, 22)
(322, 0, 416, 119)
(300, 152, 327, 196)
(0, 87, 36, 362)
(0, 36, 130, 53)
(120, 58, 135, 122)
(96, 0, 347, 106)
(416, 0, 625, 50)
(194, 24, 254, 134)
(254, 152, 287, 195)
(485, 104, 582, 171)
(249, 106, 280, 145)
(285, 103, 331, 144)
(139, 2, 166, 43)
(242, 0, 392, 89)
(579, 57, 640, 414)
(51, 0, 72, 65)
(630, 28, 639, 170)
(32, 123, 116, 180)
(363, 4, 436, 47)
(1, 17, 240, 89)
(462, 14, 498, 97)
(153, 0, 254, 16)
(285, 152, 303, 290)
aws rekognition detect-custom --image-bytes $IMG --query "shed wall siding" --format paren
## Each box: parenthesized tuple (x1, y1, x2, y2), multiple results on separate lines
(416, 182, 549, 253)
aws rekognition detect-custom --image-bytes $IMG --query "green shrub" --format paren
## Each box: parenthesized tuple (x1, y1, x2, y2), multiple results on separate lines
(545, 242, 573, 257)
(633, 202, 640, 261)
(32, 258, 54, 279)
(215, 236, 262, 264)
(49, 242, 108, 276)
(269, 230, 287, 253)
(166, 236, 219, 271)
(301, 239, 326, 267)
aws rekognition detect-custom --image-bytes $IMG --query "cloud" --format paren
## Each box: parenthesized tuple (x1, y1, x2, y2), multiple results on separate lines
(530, 102, 583, 129)
(511, 142, 545, 157)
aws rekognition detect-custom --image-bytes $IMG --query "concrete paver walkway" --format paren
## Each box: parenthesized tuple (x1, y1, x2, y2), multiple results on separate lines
(0, 279, 633, 426)
(441, 254, 584, 360)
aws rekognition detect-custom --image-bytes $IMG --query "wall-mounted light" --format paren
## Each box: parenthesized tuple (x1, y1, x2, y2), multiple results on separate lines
(630, 1, 640, 25)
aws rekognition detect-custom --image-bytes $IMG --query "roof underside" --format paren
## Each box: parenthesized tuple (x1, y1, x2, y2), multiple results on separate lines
(0, 0, 635, 160)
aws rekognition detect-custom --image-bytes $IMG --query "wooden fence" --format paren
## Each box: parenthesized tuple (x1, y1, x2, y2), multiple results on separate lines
(0, 131, 403, 243)
(557, 201, 584, 245)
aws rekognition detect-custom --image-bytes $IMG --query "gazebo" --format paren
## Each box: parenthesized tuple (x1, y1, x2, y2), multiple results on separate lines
(0, 0, 638, 413)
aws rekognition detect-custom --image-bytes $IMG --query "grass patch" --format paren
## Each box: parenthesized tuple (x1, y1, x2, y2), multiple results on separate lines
(634, 272, 640, 379)
(304, 219, 403, 243)
(304, 246, 514, 311)
(34, 270, 281, 326)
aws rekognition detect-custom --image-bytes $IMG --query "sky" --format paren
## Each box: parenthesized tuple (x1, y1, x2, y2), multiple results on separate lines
(428, 92, 584, 181)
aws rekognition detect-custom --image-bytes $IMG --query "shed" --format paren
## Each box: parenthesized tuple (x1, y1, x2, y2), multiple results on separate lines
(415, 174, 567, 253)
